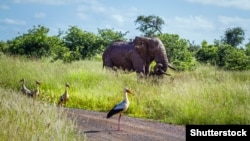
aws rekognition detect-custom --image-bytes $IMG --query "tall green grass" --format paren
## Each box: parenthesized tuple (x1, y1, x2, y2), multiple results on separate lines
(0, 88, 85, 141)
(0, 54, 250, 124)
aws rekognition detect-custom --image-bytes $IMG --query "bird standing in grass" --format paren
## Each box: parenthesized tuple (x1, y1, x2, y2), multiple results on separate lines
(19, 78, 31, 95)
(29, 80, 41, 99)
(57, 83, 70, 107)
(107, 88, 133, 131)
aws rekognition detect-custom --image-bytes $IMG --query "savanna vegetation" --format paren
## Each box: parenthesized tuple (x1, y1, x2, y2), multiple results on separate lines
(0, 54, 249, 125)
(0, 87, 85, 141)
(0, 15, 250, 140)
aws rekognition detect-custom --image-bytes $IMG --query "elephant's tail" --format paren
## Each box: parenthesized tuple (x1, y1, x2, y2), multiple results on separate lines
(168, 64, 176, 70)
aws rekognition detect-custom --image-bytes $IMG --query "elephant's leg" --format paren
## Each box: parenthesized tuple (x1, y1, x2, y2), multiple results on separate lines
(145, 64, 150, 76)
(103, 58, 114, 69)
(133, 62, 147, 78)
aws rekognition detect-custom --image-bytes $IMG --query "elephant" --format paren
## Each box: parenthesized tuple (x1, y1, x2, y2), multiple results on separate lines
(102, 36, 175, 77)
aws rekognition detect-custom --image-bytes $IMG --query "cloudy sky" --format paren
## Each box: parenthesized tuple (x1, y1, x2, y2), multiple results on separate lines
(0, 0, 250, 44)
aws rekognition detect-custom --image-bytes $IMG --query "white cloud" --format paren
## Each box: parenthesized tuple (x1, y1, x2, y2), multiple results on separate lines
(0, 18, 26, 25)
(76, 0, 106, 13)
(75, 1, 138, 28)
(0, 5, 10, 10)
(12, 0, 84, 5)
(76, 12, 88, 20)
(112, 14, 124, 24)
(167, 15, 214, 30)
(218, 16, 250, 36)
(12, 0, 64, 5)
(219, 16, 250, 26)
(14, 0, 104, 7)
(164, 16, 217, 43)
(187, 0, 250, 10)
(34, 12, 46, 19)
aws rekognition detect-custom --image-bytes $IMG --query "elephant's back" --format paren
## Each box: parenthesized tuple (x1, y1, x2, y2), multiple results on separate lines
(102, 41, 135, 68)
(110, 41, 133, 49)
(103, 41, 134, 55)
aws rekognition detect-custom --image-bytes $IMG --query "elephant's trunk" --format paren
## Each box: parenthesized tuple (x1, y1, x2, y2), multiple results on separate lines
(155, 54, 168, 72)
(153, 39, 169, 72)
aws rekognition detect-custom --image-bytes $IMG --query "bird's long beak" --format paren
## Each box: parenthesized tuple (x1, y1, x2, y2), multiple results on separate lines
(127, 89, 133, 94)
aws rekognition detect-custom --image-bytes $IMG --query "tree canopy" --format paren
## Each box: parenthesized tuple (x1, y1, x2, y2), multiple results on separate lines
(221, 27, 245, 47)
(134, 15, 165, 37)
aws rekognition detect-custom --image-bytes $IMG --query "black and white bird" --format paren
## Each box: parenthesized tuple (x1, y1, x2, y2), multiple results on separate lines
(107, 88, 133, 131)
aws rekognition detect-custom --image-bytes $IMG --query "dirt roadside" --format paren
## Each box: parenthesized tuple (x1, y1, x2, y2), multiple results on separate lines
(66, 108, 186, 141)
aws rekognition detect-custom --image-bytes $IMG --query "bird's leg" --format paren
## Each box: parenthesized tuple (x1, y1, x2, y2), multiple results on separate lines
(117, 113, 121, 131)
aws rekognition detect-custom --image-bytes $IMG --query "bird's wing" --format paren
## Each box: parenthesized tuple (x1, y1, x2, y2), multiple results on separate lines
(24, 86, 31, 93)
(107, 101, 127, 118)
(25, 88, 32, 95)
(59, 94, 64, 100)
(113, 101, 126, 110)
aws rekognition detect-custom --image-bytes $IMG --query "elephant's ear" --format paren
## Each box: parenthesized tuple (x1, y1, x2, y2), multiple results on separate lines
(148, 38, 160, 51)
(134, 36, 146, 49)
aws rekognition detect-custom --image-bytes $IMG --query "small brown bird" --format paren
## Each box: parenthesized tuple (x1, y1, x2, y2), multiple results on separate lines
(57, 83, 70, 107)
(29, 80, 41, 99)
(19, 78, 31, 95)
(107, 88, 133, 131)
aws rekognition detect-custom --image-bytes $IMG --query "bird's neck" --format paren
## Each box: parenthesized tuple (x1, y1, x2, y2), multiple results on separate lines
(124, 92, 129, 102)
(65, 87, 68, 95)
(36, 85, 39, 91)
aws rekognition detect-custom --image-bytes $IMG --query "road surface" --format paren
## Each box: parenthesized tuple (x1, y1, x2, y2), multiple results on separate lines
(66, 108, 186, 141)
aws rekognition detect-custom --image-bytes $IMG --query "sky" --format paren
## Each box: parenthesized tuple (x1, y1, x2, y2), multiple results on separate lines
(0, 0, 250, 45)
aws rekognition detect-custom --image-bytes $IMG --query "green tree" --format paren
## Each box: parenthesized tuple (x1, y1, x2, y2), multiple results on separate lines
(63, 26, 102, 61)
(48, 35, 69, 62)
(221, 27, 245, 47)
(135, 15, 165, 37)
(158, 34, 196, 71)
(0, 41, 8, 53)
(188, 41, 201, 54)
(7, 25, 51, 58)
(245, 41, 250, 56)
(214, 43, 233, 67)
(97, 28, 128, 49)
(224, 48, 250, 70)
(196, 40, 218, 65)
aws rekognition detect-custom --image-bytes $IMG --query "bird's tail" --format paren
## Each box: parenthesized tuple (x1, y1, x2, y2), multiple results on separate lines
(107, 112, 112, 118)
(107, 109, 122, 118)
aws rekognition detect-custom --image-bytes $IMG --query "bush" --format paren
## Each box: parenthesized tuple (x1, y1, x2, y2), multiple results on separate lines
(224, 48, 250, 70)
(158, 34, 196, 71)
(7, 25, 52, 58)
(196, 40, 218, 65)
